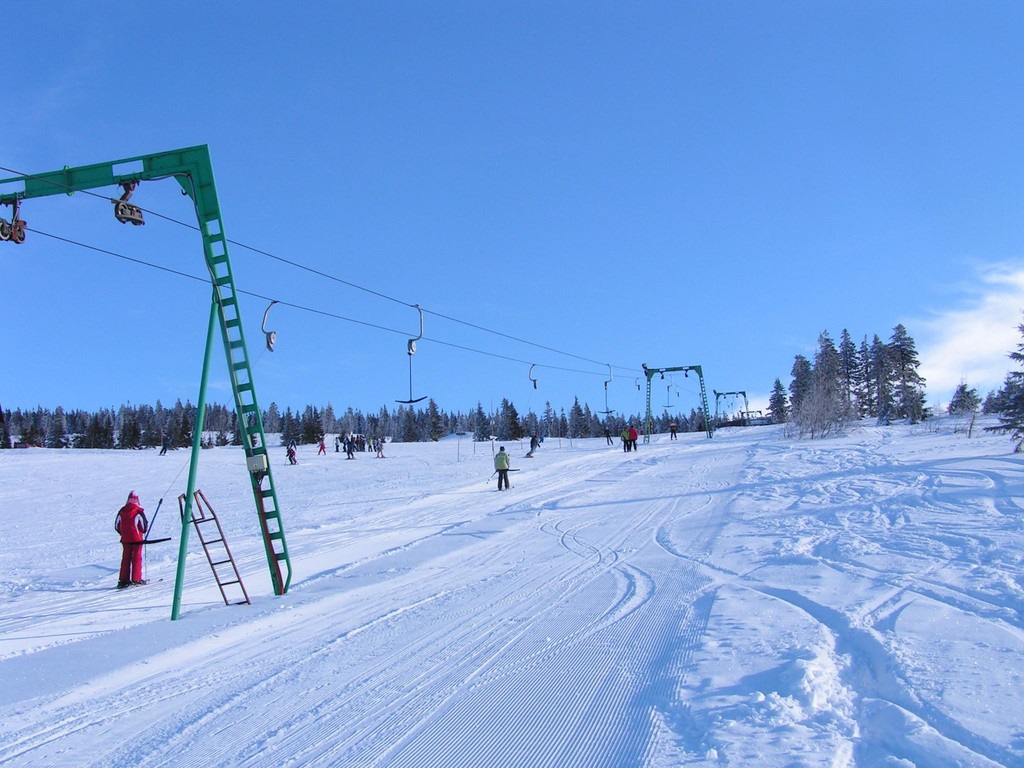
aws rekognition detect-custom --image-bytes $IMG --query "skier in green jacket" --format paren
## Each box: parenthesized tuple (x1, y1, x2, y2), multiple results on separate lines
(494, 446, 511, 490)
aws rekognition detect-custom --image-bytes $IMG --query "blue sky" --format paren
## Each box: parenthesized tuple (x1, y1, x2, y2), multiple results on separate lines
(3, 2, 1023, 420)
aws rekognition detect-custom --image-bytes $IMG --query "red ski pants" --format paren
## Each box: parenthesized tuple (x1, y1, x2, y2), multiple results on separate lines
(119, 542, 144, 582)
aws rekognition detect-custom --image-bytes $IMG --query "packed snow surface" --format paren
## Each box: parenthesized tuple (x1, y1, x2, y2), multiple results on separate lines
(1, 419, 1023, 767)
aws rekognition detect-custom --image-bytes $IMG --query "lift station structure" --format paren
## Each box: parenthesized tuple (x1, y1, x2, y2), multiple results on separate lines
(713, 390, 750, 426)
(641, 364, 713, 441)
(0, 146, 292, 620)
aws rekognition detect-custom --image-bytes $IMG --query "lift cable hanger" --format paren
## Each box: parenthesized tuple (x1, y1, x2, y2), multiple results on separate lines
(599, 364, 614, 415)
(529, 364, 538, 389)
(0, 198, 26, 243)
(396, 304, 428, 405)
(113, 181, 145, 226)
(261, 300, 279, 352)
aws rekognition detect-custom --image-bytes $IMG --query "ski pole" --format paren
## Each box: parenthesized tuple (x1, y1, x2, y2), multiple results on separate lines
(141, 497, 163, 576)
(145, 497, 164, 542)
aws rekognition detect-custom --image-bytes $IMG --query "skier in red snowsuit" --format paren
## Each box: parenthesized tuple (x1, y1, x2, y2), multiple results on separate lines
(115, 491, 149, 588)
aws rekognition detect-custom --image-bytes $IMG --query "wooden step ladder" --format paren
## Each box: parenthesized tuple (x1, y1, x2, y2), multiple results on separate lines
(178, 490, 250, 606)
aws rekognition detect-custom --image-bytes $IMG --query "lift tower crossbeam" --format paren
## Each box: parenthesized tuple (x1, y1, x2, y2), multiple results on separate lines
(0, 146, 292, 619)
(641, 364, 713, 441)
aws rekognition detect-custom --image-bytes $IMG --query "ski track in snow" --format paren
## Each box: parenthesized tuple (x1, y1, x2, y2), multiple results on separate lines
(1, 421, 1023, 766)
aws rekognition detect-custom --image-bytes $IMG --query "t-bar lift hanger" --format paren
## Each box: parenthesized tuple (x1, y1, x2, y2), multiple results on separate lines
(396, 304, 428, 405)
(261, 300, 279, 352)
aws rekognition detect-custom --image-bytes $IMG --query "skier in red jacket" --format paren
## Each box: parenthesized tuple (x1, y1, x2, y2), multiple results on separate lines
(115, 491, 149, 588)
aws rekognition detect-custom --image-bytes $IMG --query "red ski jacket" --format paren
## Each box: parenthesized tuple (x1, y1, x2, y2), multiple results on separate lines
(115, 502, 148, 543)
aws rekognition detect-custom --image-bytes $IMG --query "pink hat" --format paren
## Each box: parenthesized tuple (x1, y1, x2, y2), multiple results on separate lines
(127, 491, 140, 506)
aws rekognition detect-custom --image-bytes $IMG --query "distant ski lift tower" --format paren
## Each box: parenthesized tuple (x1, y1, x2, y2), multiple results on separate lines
(0, 146, 292, 620)
(713, 390, 750, 425)
(641, 364, 713, 441)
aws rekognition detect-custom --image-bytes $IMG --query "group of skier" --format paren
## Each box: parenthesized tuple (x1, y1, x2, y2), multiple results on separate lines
(334, 433, 371, 454)
(283, 435, 388, 464)
(620, 425, 640, 452)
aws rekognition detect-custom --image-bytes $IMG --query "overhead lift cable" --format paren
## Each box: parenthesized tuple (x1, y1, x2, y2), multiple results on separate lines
(1, 162, 637, 377)
(22, 224, 618, 379)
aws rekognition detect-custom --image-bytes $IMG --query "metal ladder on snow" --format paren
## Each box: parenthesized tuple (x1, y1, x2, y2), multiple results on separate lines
(179, 490, 251, 606)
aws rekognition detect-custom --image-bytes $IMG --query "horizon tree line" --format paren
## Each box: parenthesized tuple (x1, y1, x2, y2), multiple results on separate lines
(11, 318, 1022, 450)
(0, 395, 706, 450)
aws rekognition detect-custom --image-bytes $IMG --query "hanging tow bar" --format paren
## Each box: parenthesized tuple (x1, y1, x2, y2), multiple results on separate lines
(599, 364, 614, 415)
(261, 300, 279, 352)
(396, 304, 428, 404)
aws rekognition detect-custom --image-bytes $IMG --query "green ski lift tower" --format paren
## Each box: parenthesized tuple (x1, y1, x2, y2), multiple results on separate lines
(641, 363, 713, 441)
(0, 146, 292, 620)
(713, 390, 750, 426)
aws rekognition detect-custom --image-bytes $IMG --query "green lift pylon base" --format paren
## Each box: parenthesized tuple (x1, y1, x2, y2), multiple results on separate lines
(641, 363, 713, 441)
(0, 146, 292, 619)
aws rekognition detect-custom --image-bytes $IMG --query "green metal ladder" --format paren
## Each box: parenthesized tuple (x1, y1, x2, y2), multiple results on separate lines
(202, 219, 289, 598)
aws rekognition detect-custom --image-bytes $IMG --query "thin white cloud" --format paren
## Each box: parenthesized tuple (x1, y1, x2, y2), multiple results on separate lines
(917, 263, 1024, 403)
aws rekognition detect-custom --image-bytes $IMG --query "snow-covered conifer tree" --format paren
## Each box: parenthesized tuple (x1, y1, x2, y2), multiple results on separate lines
(856, 336, 874, 417)
(473, 402, 490, 442)
(46, 406, 69, 448)
(789, 355, 812, 415)
(567, 397, 585, 439)
(987, 316, 1024, 451)
(263, 402, 282, 433)
(870, 335, 893, 421)
(426, 399, 444, 441)
(839, 329, 859, 412)
(888, 324, 927, 423)
(948, 383, 980, 416)
(768, 378, 788, 424)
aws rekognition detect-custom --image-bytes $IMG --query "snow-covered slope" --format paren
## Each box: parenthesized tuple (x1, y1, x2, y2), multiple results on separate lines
(1, 420, 1021, 767)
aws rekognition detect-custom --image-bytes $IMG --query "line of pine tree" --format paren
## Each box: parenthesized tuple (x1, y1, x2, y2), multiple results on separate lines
(0, 396, 698, 449)
(767, 324, 929, 436)
(765, 321, 1024, 440)
(25, 317, 1024, 449)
